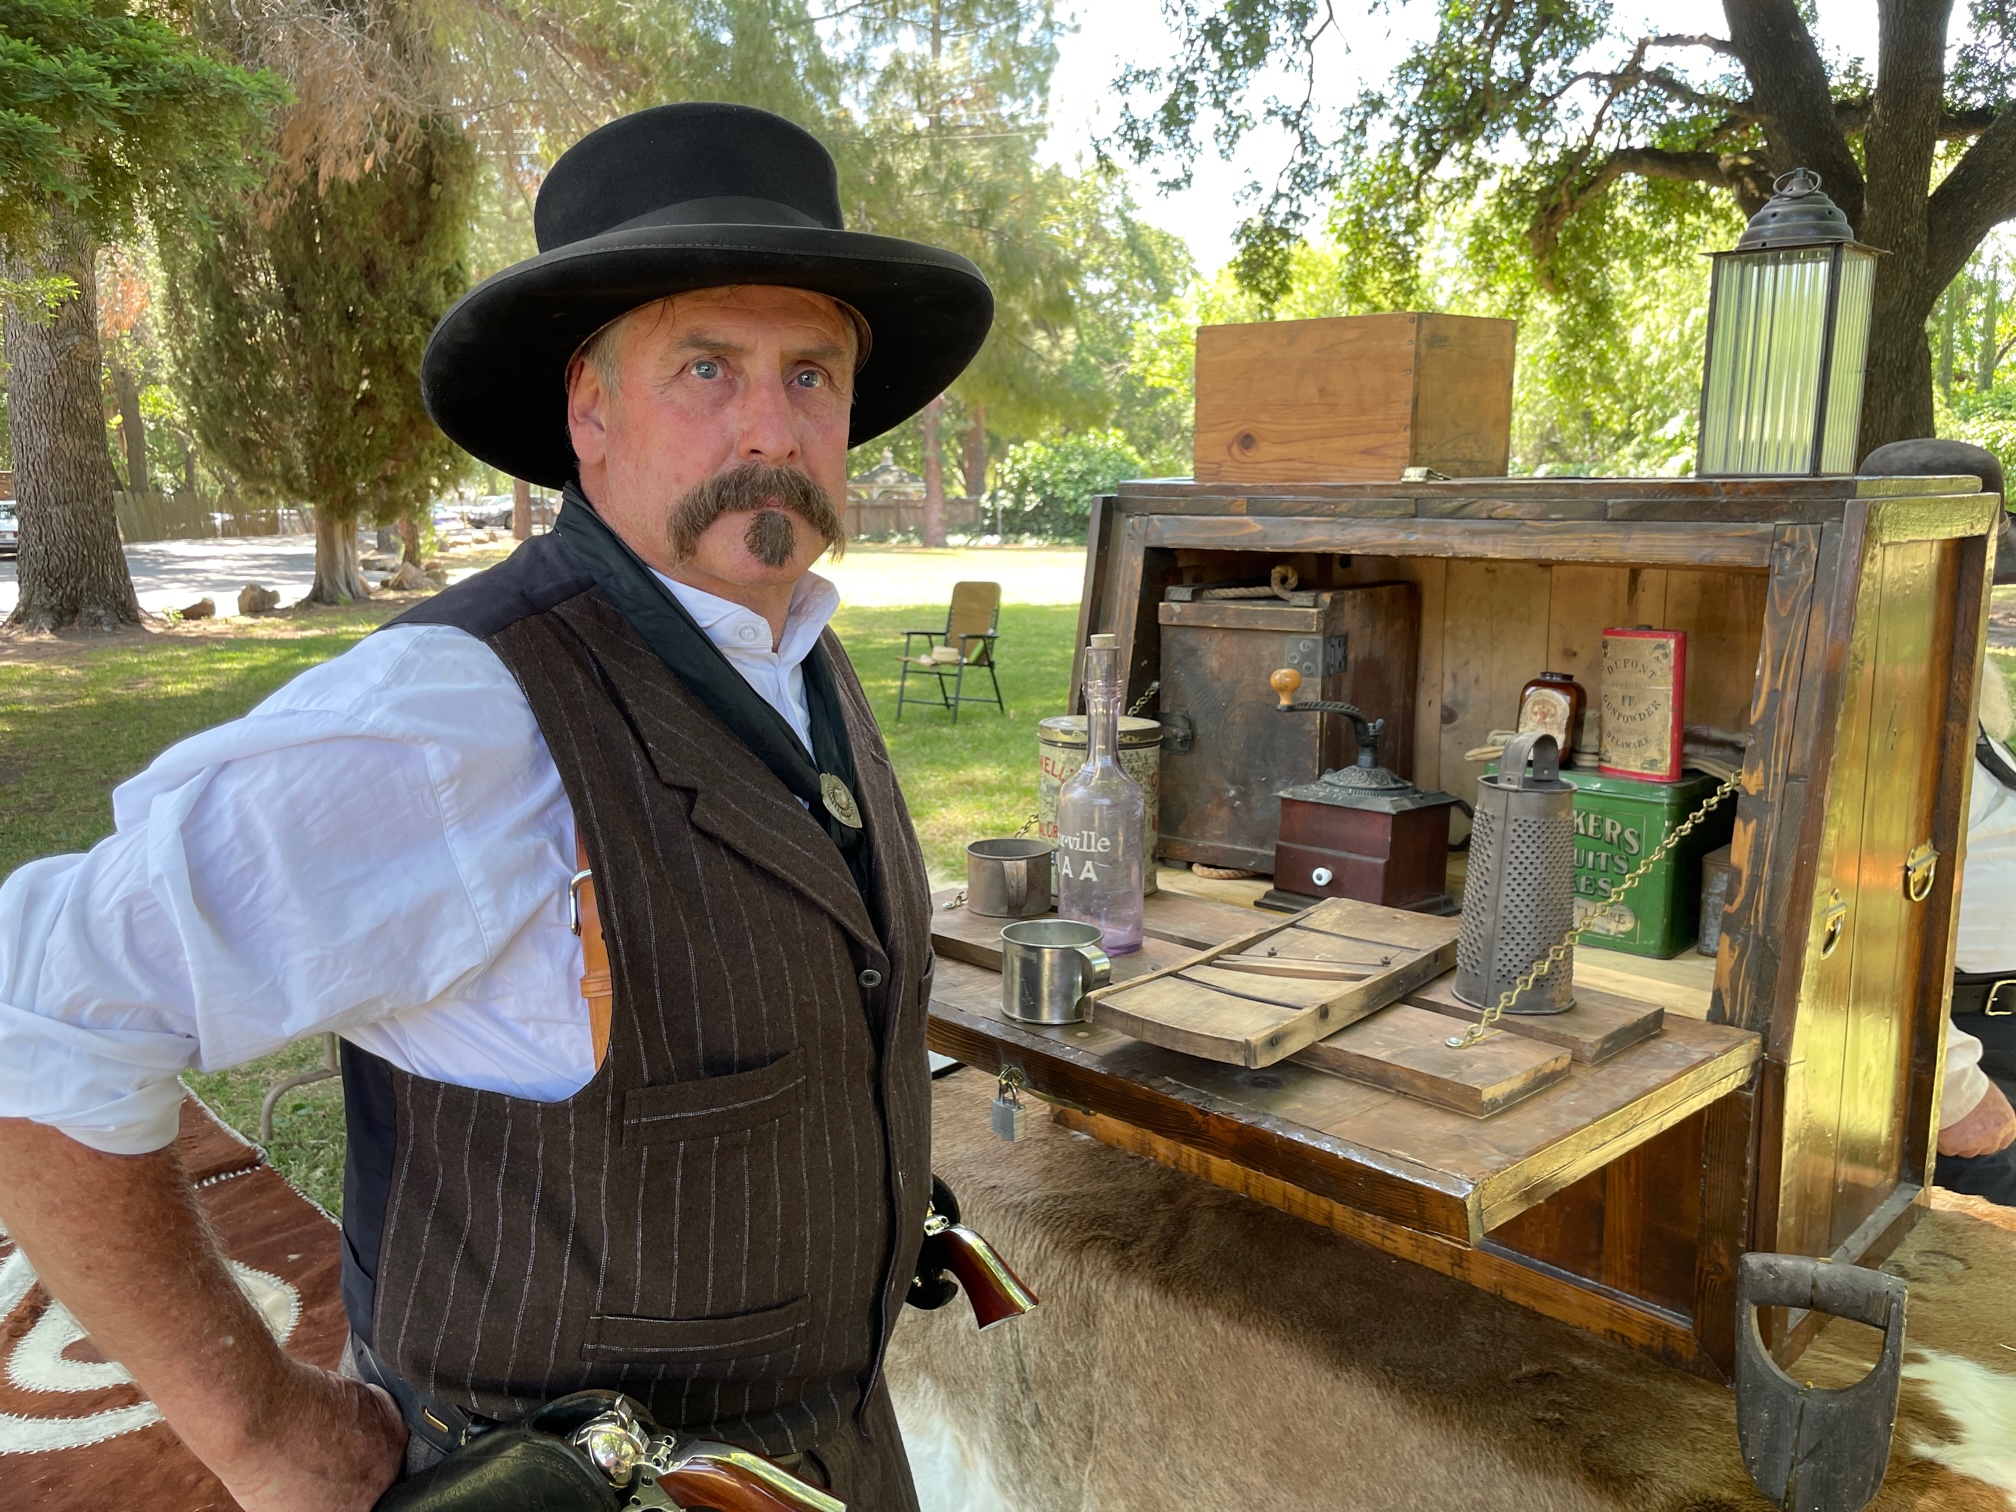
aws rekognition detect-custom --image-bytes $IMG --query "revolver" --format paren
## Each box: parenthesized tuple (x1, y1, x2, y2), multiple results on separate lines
(906, 1175, 1039, 1329)
(375, 1391, 842, 1512)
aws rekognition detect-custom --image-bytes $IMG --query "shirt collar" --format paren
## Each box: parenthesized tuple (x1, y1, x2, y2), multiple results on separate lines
(650, 567, 840, 669)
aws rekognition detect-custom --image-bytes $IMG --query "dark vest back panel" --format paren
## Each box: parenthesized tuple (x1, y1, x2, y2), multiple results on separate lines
(339, 535, 935, 1454)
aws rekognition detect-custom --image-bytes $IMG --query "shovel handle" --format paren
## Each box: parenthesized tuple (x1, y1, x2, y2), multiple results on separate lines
(918, 1220, 1039, 1329)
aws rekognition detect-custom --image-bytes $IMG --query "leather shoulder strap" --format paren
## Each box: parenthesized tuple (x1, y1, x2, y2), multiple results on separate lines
(573, 836, 613, 1068)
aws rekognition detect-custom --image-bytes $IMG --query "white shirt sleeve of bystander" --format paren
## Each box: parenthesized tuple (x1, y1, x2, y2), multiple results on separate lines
(0, 624, 580, 1156)
(1942, 1020, 1993, 1130)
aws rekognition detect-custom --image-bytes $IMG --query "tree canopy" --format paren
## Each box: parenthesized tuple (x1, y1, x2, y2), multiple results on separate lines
(0, 0, 281, 254)
(1112, 0, 2016, 458)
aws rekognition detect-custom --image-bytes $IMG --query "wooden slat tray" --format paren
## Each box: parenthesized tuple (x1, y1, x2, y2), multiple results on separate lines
(1084, 898, 1460, 1069)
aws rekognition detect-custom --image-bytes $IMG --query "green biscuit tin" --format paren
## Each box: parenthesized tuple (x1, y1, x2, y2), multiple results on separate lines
(1483, 764, 1736, 959)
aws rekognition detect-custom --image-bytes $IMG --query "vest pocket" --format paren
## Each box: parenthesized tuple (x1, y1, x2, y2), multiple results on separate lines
(621, 1047, 806, 1146)
(606, 1048, 813, 1328)
(582, 1294, 810, 1367)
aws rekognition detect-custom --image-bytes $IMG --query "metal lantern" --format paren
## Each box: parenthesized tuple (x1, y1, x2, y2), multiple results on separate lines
(1697, 168, 1885, 477)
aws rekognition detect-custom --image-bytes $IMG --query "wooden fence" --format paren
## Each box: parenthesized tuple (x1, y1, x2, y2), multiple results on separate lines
(845, 495, 984, 538)
(113, 491, 310, 542)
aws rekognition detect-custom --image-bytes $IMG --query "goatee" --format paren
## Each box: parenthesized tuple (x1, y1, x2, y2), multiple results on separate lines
(666, 461, 846, 569)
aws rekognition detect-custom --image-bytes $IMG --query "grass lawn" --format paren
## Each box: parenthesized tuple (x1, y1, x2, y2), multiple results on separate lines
(0, 564, 1080, 1208)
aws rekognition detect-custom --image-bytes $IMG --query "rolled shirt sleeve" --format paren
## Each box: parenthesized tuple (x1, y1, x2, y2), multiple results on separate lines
(1943, 1021, 1993, 1131)
(0, 625, 582, 1154)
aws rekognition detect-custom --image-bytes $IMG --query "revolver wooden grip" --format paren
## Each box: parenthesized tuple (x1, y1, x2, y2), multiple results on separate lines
(917, 1215, 1039, 1330)
(649, 1442, 846, 1512)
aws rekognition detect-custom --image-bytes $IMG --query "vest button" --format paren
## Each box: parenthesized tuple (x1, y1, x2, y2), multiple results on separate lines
(858, 968, 884, 989)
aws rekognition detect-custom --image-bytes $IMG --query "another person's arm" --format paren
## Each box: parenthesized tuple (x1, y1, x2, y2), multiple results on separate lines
(1939, 1022, 2016, 1159)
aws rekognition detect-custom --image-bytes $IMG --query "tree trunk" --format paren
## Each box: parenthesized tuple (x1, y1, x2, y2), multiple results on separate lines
(1938, 287, 1957, 400)
(920, 394, 948, 548)
(1, 209, 142, 633)
(1858, 262, 1944, 460)
(111, 364, 149, 497)
(397, 512, 421, 566)
(1980, 267, 2001, 390)
(512, 476, 532, 541)
(176, 433, 197, 495)
(963, 404, 987, 497)
(308, 506, 371, 604)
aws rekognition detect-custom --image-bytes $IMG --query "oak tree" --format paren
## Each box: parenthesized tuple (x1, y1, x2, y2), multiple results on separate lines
(1114, 0, 2016, 459)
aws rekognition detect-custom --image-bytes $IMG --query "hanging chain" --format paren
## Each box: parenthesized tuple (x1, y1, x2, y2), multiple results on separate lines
(1126, 680, 1162, 718)
(1447, 770, 1743, 1049)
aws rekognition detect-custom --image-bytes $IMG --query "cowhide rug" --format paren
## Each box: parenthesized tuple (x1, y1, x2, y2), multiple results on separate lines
(887, 1067, 2016, 1512)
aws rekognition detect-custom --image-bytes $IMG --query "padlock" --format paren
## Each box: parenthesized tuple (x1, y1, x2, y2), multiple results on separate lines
(991, 1072, 1028, 1142)
(991, 1090, 1027, 1142)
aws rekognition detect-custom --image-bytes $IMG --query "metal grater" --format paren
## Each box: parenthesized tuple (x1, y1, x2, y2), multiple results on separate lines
(1455, 732, 1577, 1014)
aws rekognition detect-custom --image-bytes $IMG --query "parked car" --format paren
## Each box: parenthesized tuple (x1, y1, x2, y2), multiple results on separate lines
(0, 501, 17, 558)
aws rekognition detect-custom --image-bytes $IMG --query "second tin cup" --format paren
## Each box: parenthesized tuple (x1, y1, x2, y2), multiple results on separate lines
(1000, 919, 1111, 1025)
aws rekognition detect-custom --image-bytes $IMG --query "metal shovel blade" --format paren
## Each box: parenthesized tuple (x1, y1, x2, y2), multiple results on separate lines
(1734, 1252, 1908, 1512)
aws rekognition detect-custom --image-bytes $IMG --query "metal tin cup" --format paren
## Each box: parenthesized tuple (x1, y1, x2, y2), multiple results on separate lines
(1000, 919, 1112, 1025)
(966, 838, 1054, 918)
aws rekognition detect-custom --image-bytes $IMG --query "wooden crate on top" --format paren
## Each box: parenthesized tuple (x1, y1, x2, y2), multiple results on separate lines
(1192, 313, 1516, 483)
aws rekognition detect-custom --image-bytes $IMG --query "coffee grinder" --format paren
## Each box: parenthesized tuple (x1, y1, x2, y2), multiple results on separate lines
(1262, 667, 1462, 914)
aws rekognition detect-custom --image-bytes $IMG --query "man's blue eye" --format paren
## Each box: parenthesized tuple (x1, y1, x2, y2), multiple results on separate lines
(692, 358, 721, 380)
(795, 369, 825, 388)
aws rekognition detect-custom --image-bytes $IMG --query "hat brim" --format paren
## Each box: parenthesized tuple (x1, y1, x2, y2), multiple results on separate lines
(421, 223, 995, 487)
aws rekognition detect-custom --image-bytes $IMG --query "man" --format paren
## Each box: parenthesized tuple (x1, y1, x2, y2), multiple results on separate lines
(1863, 438, 2016, 1204)
(0, 102, 992, 1509)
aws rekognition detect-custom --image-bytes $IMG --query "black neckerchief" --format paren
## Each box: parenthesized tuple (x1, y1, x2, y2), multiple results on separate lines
(553, 486, 871, 896)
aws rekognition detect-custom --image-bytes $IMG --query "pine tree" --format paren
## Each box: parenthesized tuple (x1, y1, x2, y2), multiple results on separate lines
(162, 115, 475, 603)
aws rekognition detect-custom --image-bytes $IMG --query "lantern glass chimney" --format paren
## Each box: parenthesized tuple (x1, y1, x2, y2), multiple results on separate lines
(1696, 169, 1883, 477)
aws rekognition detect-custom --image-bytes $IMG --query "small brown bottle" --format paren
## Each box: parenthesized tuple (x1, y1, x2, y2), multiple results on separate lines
(1517, 670, 1586, 761)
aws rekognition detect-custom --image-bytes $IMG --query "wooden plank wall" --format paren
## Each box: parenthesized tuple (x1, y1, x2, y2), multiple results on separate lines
(1324, 557, 1771, 830)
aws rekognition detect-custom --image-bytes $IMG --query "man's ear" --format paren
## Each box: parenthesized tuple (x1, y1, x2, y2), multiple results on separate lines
(566, 356, 610, 472)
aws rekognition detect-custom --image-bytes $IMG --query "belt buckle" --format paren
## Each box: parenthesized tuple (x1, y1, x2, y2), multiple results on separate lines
(1990, 978, 2016, 1016)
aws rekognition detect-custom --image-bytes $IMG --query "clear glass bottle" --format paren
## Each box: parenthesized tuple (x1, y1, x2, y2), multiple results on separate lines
(1056, 633, 1145, 954)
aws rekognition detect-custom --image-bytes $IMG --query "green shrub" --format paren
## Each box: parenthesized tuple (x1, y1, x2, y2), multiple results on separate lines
(986, 430, 1145, 542)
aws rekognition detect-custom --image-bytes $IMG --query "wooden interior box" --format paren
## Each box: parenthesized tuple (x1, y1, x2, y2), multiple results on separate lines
(1192, 313, 1516, 483)
(1156, 581, 1419, 871)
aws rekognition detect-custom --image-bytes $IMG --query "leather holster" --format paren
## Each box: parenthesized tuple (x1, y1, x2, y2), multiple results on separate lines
(373, 1392, 628, 1512)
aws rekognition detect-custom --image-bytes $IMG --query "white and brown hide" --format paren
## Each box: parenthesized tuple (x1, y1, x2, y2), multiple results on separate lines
(887, 1068, 2016, 1512)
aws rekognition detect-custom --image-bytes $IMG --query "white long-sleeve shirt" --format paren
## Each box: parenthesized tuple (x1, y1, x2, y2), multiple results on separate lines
(1944, 740, 2016, 1127)
(0, 568, 839, 1156)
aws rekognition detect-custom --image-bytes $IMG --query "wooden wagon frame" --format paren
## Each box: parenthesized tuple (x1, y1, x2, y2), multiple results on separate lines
(927, 474, 1998, 1380)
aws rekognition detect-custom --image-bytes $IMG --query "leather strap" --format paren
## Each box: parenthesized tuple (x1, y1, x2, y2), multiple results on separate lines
(1952, 971, 2016, 1017)
(574, 836, 613, 1068)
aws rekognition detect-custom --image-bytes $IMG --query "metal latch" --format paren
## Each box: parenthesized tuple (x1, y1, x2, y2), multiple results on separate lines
(1903, 842, 1938, 903)
(1819, 889, 1848, 959)
(1159, 710, 1195, 753)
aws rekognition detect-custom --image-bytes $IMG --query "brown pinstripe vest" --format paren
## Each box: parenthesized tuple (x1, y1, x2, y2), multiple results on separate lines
(339, 536, 934, 1501)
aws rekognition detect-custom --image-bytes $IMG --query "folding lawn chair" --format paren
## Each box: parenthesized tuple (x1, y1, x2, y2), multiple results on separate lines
(896, 581, 1005, 723)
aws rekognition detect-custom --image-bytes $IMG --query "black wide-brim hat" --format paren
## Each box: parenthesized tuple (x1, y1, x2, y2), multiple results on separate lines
(421, 102, 995, 488)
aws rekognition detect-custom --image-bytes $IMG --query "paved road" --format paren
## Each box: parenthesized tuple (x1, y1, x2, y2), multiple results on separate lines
(0, 535, 321, 620)
(0, 535, 1089, 622)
